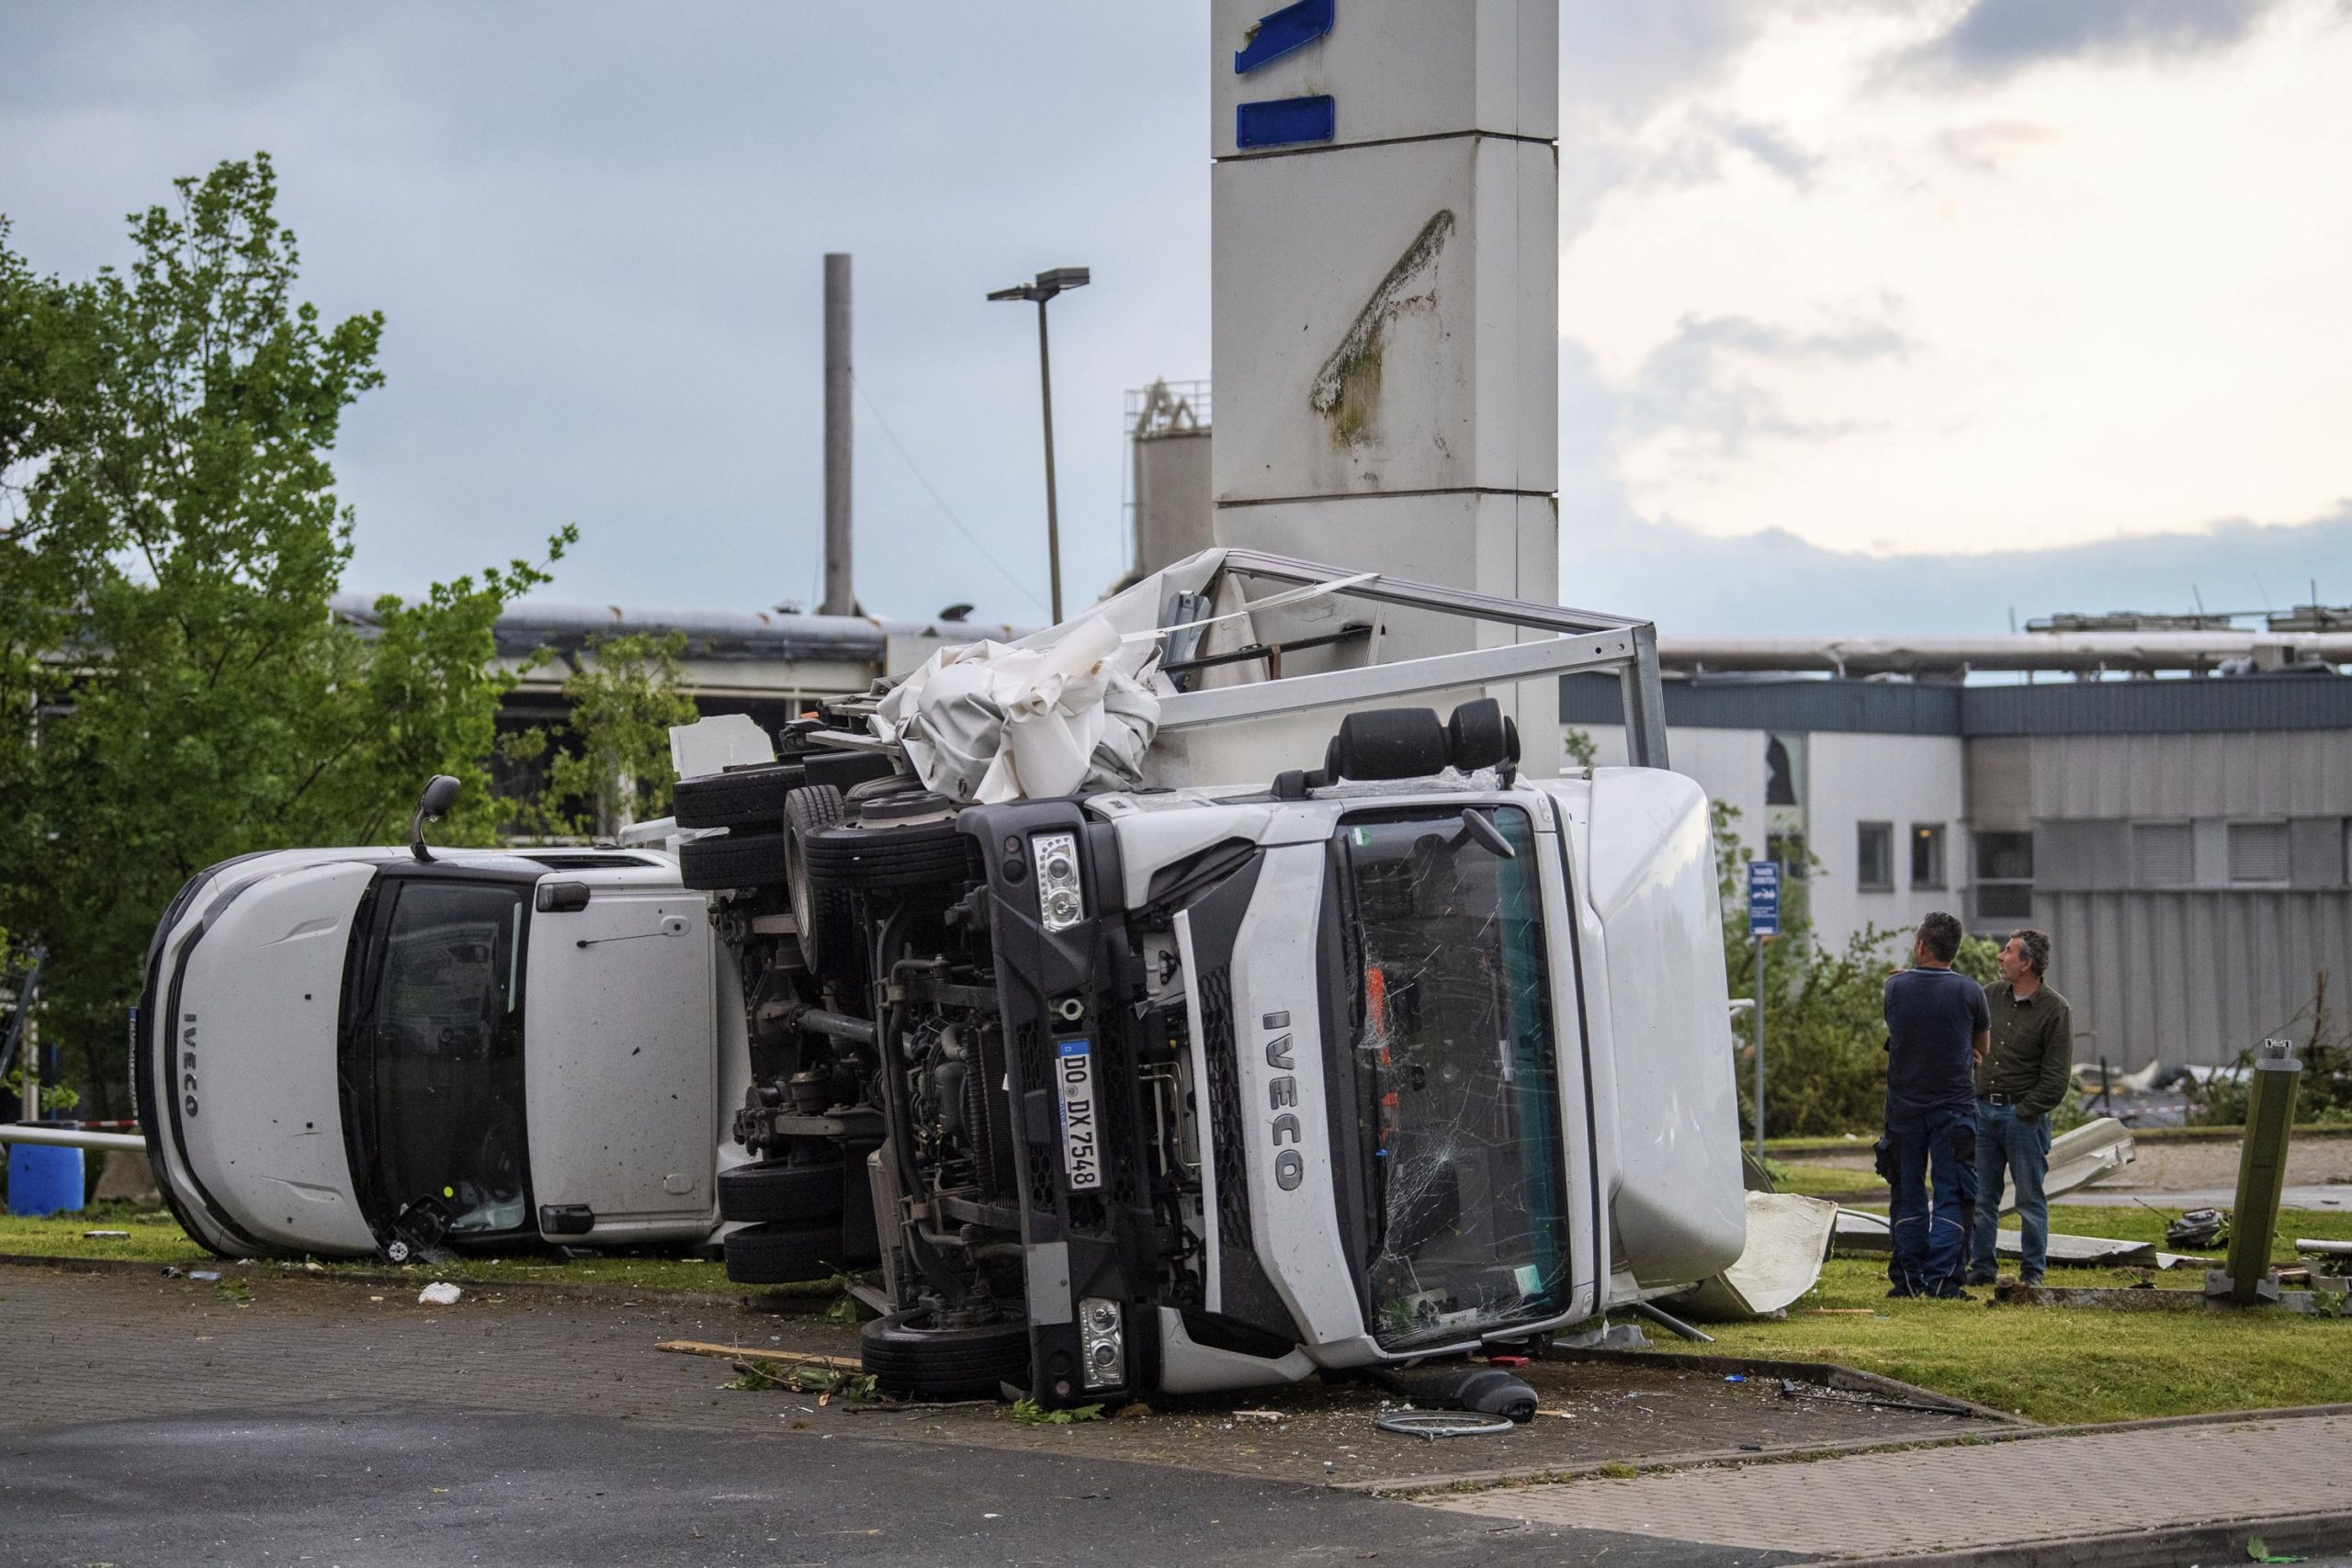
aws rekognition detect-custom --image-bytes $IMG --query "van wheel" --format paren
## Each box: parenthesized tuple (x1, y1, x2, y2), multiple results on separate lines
(674, 762, 807, 829)
(722, 1220, 840, 1285)
(718, 1159, 844, 1224)
(680, 829, 790, 890)
(859, 1308, 1030, 1400)
(783, 786, 860, 984)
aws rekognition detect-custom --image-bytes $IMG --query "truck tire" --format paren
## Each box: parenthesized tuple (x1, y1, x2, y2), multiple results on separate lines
(800, 817, 971, 894)
(783, 786, 860, 983)
(680, 829, 790, 891)
(717, 1159, 844, 1224)
(860, 1309, 1031, 1400)
(722, 1220, 840, 1284)
(674, 762, 807, 829)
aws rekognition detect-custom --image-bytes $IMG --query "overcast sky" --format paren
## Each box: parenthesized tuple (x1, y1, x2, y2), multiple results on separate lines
(4, 1, 2346, 636)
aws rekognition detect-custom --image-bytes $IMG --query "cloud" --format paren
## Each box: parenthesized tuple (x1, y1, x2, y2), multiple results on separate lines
(1560, 0, 2352, 558)
(1615, 309, 1910, 466)
(1563, 504, 2352, 637)
(1899, 0, 2285, 83)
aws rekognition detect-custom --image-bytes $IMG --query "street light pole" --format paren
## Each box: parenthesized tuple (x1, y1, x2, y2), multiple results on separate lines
(989, 266, 1089, 624)
(1033, 295, 1062, 623)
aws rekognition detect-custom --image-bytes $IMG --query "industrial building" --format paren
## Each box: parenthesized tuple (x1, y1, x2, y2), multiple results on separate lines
(1566, 671, 2352, 1071)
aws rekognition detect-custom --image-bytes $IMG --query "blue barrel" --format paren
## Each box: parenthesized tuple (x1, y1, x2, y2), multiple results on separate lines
(7, 1126, 85, 1217)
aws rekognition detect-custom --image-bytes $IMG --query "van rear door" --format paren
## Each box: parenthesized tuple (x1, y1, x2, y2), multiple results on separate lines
(523, 883, 717, 1243)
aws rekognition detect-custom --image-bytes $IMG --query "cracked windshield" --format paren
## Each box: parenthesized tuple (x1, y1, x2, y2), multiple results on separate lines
(1340, 805, 1569, 1348)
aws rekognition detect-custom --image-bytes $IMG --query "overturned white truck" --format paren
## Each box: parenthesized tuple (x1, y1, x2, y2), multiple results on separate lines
(138, 549, 1746, 1409)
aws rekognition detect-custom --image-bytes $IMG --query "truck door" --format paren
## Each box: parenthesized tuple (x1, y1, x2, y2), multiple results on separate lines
(524, 884, 717, 1242)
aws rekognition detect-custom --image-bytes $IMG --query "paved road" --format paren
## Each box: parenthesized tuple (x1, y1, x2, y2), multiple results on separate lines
(4, 1404, 1808, 1568)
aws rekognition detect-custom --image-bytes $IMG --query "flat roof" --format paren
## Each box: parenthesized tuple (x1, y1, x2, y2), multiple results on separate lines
(1559, 671, 2352, 737)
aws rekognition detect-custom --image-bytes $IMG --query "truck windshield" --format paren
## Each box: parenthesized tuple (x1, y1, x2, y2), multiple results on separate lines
(345, 879, 532, 1239)
(1338, 804, 1569, 1348)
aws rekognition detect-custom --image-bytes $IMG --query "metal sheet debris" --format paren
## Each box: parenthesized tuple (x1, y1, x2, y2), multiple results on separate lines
(1668, 1192, 1838, 1322)
(1830, 1208, 2165, 1268)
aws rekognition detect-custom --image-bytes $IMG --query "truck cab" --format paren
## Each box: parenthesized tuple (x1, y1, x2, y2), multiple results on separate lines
(689, 548, 1748, 1406)
(137, 844, 749, 1260)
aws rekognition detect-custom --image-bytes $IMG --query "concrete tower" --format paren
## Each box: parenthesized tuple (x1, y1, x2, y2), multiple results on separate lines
(1209, 0, 1559, 755)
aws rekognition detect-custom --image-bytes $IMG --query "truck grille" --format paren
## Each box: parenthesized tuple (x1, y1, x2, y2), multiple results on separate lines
(1198, 963, 1251, 1255)
(1014, 1022, 1057, 1213)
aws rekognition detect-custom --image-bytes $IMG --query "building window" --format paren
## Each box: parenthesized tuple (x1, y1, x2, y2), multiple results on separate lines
(1858, 822, 1894, 891)
(1974, 830, 2033, 921)
(1911, 824, 1947, 890)
(2133, 821, 2193, 886)
(1765, 829, 1810, 881)
(2228, 820, 2290, 885)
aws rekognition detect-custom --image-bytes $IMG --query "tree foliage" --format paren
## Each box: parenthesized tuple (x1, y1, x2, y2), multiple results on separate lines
(0, 154, 569, 1115)
(501, 631, 700, 840)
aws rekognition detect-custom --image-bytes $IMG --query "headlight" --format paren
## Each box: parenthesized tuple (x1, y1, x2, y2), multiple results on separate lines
(1079, 1295, 1125, 1390)
(1035, 831, 1084, 932)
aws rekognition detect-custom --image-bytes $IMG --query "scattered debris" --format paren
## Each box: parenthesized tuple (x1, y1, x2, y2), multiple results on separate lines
(655, 1340, 862, 1372)
(2169, 1209, 2228, 1249)
(83, 1229, 129, 1239)
(1669, 1193, 1838, 1322)
(1232, 1409, 1285, 1422)
(1555, 1320, 1650, 1351)
(416, 1281, 461, 1306)
(1009, 1398, 1103, 1425)
(725, 1358, 877, 1402)
(1374, 1409, 1515, 1441)
(188, 1269, 220, 1282)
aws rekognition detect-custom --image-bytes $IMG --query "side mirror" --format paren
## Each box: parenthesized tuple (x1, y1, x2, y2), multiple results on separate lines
(410, 774, 463, 863)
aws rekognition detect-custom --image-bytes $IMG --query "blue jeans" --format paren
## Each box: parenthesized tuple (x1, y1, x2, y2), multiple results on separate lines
(1972, 1102, 2052, 1283)
(1887, 1104, 1977, 1296)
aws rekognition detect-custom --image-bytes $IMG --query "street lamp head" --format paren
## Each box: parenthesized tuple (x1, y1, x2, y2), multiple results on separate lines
(989, 266, 1091, 304)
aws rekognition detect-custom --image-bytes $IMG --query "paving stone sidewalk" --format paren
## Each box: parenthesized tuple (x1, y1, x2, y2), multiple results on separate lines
(1424, 1409, 2352, 1559)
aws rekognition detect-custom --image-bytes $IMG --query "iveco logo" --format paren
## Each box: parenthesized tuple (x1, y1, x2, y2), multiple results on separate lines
(180, 1013, 199, 1118)
(1262, 1010, 1305, 1191)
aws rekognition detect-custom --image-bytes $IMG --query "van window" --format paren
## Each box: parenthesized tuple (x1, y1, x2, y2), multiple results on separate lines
(348, 880, 532, 1239)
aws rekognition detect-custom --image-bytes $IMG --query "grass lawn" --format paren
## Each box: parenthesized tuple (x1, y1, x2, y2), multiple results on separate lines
(0, 1201, 808, 1297)
(1675, 1204, 2352, 1425)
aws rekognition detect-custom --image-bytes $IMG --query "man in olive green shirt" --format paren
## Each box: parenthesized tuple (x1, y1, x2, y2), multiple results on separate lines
(1966, 929, 2074, 1286)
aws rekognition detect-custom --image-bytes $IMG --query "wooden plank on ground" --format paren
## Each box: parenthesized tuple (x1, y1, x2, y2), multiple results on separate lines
(655, 1339, 862, 1371)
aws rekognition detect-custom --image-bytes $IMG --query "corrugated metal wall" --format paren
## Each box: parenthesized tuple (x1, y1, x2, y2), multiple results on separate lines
(2041, 889, 2352, 1068)
(2030, 732, 2352, 818)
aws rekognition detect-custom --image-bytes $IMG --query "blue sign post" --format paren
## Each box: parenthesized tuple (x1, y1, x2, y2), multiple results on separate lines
(1747, 862, 1781, 1156)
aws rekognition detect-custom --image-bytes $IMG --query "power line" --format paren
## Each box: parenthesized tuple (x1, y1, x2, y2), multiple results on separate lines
(852, 372, 1049, 617)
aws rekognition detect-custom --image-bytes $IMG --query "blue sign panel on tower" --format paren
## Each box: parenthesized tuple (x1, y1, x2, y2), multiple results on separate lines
(1747, 861, 1781, 937)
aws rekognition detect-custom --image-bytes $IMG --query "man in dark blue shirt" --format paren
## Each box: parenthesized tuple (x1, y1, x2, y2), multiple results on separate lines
(1883, 911, 1991, 1298)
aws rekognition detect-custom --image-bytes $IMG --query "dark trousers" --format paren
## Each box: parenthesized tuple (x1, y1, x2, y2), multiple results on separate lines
(1887, 1104, 1977, 1297)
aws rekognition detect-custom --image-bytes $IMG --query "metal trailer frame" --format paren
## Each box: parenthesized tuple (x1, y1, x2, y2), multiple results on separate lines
(1151, 550, 1670, 770)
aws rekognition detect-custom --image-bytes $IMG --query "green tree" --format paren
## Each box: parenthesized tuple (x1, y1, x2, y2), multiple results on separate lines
(0, 154, 570, 1115)
(501, 631, 700, 840)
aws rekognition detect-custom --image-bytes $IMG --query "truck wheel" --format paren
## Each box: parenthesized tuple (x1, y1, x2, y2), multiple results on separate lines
(680, 829, 791, 890)
(859, 1309, 1031, 1400)
(718, 1159, 844, 1224)
(674, 762, 807, 829)
(783, 786, 860, 984)
(722, 1220, 840, 1284)
(801, 808, 971, 894)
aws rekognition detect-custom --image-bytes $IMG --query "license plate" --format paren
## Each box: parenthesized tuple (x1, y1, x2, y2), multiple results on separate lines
(1056, 1039, 1102, 1191)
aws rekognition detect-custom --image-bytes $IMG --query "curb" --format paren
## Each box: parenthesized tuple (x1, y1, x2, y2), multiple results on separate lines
(1826, 1506, 2352, 1568)
(0, 1250, 837, 1314)
(1359, 1399, 2352, 1499)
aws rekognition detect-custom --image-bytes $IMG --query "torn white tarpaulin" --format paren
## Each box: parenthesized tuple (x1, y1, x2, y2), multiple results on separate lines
(873, 617, 1167, 804)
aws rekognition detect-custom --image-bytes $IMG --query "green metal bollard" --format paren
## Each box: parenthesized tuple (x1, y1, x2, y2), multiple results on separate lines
(2214, 1038, 2301, 1305)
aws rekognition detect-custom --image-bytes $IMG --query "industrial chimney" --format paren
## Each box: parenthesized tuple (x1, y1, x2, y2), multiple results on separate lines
(821, 252, 854, 616)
